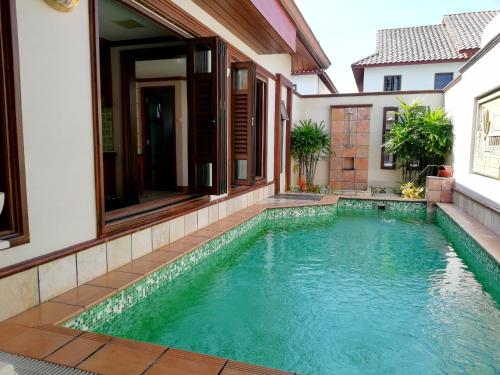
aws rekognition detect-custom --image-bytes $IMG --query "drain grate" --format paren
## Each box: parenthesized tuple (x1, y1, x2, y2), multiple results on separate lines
(0, 352, 96, 375)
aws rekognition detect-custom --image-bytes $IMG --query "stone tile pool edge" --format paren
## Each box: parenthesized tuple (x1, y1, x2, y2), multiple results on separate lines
(63, 198, 498, 331)
(436, 206, 500, 283)
(63, 204, 336, 331)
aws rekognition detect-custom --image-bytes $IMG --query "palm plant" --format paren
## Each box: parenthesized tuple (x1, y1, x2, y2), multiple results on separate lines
(291, 119, 333, 188)
(384, 99, 453, 183)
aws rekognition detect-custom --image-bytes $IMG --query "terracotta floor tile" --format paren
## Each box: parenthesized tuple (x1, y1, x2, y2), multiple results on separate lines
(116, 259, 162, 276)
(223, 215, 245, 223)
(111, 337, 166, 354)
(195, 228, 223, 238)
(144, 349, 226, 375)
(177, 235, 210, 246)
(37, 324, 81, 337)
(78, 343, 163, 375)
(86, 271, 141, 291)
(44, 337, 106, 367)
(231, 210, 257, 219)
(50, 284, 115, 309)
(140, 250, 182, 264)
(0, 326, 74, 359)
(208, 221, 237, 231)
(0, 323, 32, 345)
(160, 241, 196, 253)
(6, 301, 83, 327)
(79, 331, 114, 343)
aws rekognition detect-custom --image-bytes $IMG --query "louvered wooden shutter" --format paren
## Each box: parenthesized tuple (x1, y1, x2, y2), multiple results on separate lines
(187, 37, 227, 195)
(231, 61, 256, 185)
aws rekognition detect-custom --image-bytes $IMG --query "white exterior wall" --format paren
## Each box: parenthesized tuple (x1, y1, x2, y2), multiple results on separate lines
(292, 75, 319, 95)
(363, 62, 464, 92)
(318, 79, 330, 94)
(293, 92, 444, 189)
(445, 43, 500, 207)
(291, 75, 332, 95)
(1, 0, 289, 268)
(0, 0, 97, 267)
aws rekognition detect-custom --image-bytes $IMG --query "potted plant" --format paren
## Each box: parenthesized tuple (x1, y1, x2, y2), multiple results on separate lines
(384, 99, 453, 184)
(291, 119, 333, 192)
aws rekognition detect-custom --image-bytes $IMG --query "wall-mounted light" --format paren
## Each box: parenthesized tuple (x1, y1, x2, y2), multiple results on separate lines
(44, 0, 80, 12)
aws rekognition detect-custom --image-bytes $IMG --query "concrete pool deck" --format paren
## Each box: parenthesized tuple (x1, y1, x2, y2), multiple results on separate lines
(0, 194, 498, 375)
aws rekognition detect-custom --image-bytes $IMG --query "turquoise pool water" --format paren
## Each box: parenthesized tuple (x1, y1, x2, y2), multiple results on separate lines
(95, 211, 500, 374)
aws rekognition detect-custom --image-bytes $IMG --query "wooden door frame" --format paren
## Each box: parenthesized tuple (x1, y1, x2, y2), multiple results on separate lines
(120, 47, 187, 206)
(89, 0, 202, 236)
(140, 85, 177, 191)
(273, 74, 293, 194)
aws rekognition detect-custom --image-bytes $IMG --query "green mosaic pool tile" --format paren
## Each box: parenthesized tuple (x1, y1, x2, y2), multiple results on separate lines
(265, 205, 336, 220)
(436, 208, 499, 284)
(337, 198, 427, 213)
(65, 201, 496, 332)
(65, 213, 266, 330)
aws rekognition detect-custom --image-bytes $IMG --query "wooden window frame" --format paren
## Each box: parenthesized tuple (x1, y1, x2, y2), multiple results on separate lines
(383, 75, 401, 92)
(381, 107, 398, 169)
(227, 47, 270, 195)
(187, 36, 228, 195)
(254, 75, 268, 181)
(231, 61, 256, 186)
(89, 0, 218, 236)
(0, 0, 29, 247)
(434, 72, 453, 90)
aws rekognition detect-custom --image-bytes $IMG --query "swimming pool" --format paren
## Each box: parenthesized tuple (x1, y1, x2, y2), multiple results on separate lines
(67, 202, 500, 374)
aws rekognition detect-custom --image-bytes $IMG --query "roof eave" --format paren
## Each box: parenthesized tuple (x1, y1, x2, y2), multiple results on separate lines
(352, 57, 469, 68)
(351, 65, 364, 92)
(280, 0, 331, 69)
(319, 71, 338, 93)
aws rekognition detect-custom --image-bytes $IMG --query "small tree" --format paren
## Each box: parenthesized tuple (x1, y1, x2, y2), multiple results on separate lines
(291, 119, 333, 188)
(384, 99, 453, 183)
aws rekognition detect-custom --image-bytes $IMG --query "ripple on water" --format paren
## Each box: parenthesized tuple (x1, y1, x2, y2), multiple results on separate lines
(96, 212, 500, 375)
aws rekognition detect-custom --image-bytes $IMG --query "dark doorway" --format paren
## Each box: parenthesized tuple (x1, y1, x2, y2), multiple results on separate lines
(140, 86, 176, 201)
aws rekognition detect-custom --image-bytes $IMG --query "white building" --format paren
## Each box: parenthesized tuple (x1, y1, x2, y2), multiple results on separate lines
(291, 70, 337, 95)
(352, 11, 498, 92)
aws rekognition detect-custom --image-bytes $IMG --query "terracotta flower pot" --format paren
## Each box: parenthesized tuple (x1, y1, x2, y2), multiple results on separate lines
(437, 165, 453, 177)
(299, 175, 307, 192)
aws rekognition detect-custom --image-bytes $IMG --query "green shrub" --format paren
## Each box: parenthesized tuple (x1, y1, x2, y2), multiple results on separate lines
(291, 119, 333, 187)
(384, 99, 453, 183)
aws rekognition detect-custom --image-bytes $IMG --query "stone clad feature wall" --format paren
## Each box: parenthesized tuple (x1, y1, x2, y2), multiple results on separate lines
(330, 106, 371, 191)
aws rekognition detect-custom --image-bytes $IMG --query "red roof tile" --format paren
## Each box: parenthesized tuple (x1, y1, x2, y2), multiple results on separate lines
(353, 10, 498, 66)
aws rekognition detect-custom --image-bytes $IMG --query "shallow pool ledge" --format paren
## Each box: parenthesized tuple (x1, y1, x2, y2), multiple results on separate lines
(437, 203, 500, 264)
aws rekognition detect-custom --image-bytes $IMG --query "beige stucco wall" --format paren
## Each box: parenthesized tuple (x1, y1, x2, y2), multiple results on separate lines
(0, 0, 97, 268)
(1, 0, 289, 268)
(445, 39, 500, 207)
(292, 92, 444, 190)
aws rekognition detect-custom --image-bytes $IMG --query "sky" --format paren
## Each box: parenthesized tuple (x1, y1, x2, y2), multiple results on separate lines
(295, 0, 500, 93)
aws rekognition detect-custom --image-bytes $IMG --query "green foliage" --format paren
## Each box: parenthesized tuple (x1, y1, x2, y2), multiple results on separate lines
(384, 99, 453, 183)
(400, 182, 424, 199)
(291, 119, 333, 187)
